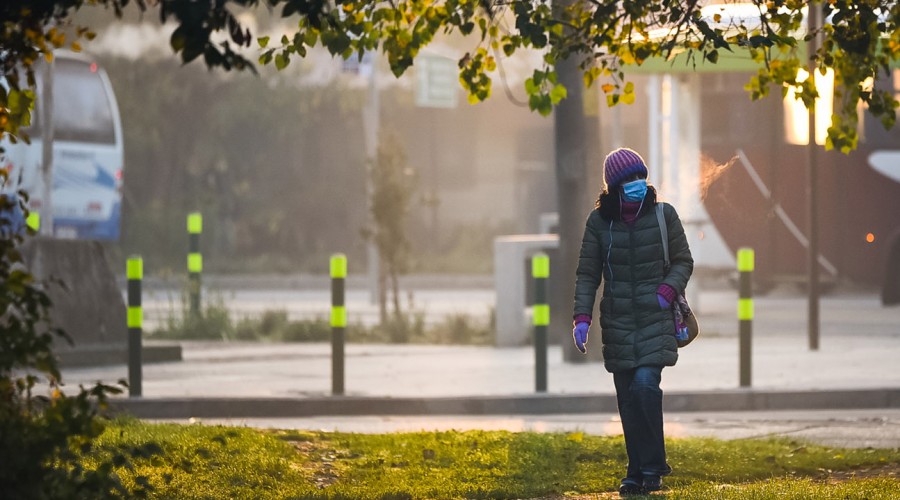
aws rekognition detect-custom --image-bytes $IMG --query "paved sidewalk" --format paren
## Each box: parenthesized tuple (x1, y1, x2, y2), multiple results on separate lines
(55, 287, 900, 419)
(64, 335, 900, 399)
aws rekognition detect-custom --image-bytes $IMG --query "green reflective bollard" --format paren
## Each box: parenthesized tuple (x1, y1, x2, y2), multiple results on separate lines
(127, 256, 143, 397)
(331, 254, 347, 395)
(187, 212, 202, 317)
(26, 211, 40, 232)
(737, 248, 754, 388)
(532, 252, 549, 393)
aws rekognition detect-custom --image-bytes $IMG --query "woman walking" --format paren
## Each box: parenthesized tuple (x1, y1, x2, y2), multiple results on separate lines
(571, 147, 693, 496)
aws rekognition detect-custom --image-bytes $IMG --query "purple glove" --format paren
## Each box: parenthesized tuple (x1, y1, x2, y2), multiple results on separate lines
(657, 283, 677, 310)
(657, 294, 671, 309)
(573, 322, 589, 354)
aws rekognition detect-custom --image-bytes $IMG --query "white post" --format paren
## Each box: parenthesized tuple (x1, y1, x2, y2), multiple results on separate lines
(664, 75, 678, 202)
(363, 57, 380, 304)
(647, 75, 661, 188)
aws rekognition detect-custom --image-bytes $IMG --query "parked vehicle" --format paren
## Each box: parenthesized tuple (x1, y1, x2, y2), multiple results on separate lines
(1, 51, 124, 240)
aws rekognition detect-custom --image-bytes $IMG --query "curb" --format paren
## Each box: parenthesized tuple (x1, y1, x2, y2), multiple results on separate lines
(109, 388, 900, 419)
(58, 344, 183, 368)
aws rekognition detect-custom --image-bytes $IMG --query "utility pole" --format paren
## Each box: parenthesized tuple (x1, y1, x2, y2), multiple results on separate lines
(40, 58, 54, 237)
(807, 1, 820, 351)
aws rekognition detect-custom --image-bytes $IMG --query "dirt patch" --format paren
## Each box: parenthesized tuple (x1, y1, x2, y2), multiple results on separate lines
(287, 439, 341, 489)
(823, 462, 900, 483)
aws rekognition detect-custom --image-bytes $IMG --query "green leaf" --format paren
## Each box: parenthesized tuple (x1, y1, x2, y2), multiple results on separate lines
(170, 26, 187, 52)
(304, 29, 319, 47)
(274, 53, 289, 70)
(549, 83, 567, 104)
(181, 42, 204, 63)
(258, 36, 270, 48)
(538, 95, 552, 116)
(706, 49, 719, 64)
(529, 94, 552, 116)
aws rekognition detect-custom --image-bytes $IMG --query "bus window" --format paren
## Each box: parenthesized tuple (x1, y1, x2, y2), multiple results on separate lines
(29, 58, 116, 144)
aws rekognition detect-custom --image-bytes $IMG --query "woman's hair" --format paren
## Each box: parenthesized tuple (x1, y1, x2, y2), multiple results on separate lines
(594, 187, 616, 209)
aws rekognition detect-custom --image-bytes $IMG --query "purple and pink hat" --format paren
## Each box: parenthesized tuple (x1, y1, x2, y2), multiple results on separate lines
(603, 147, 649, 189)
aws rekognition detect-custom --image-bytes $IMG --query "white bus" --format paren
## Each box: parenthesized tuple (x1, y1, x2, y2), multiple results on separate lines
(1, 51, 124, 240)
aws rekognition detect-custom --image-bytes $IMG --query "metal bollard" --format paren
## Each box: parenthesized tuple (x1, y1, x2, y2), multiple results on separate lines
(737, 248, 754, 388)
(532, 252, 549, 393)
(330, 253, 347, 396)
(187, 212, 203, 316)
(127, 255, 143, 397)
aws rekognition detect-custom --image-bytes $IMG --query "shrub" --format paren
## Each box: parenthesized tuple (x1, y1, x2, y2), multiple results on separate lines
(429, 311, 494, 345)
(151, 293, 494, 346)
(278, 316, 331, 342)
(153, 290, 234, 340)
(1, 192, 152, 497)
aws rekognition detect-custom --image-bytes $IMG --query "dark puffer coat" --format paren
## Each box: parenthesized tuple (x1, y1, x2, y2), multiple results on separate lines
(573, 189, 693, 373)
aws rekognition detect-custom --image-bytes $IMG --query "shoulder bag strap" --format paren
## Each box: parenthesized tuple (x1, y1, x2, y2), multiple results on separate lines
(656, 203, 669, 271)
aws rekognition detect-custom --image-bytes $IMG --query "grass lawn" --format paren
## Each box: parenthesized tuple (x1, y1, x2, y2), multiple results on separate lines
(85, 418, 900, 499)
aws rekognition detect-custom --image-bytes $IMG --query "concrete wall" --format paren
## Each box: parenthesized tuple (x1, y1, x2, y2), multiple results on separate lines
(21, 238, 127, 360)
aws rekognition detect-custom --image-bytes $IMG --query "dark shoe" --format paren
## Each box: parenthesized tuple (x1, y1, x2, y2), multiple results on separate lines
(618, 481, 645, 497)
(643, 475, 663, 492)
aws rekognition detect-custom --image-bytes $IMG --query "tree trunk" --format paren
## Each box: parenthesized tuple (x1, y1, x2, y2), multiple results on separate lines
(387, 264, 408, 342)
(554, 55, 603, 363)
(390, 268, 401, 320)
(378, 260, 388, 325)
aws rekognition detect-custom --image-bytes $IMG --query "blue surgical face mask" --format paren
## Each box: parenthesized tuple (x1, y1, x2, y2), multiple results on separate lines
(621, 179, 648, 202)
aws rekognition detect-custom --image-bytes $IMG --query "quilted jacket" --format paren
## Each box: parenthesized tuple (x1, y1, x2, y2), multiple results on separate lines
(573, 189, 693, 373)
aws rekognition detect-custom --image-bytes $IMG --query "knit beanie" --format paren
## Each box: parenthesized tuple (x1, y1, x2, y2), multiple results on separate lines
(603, 147, 649, 189)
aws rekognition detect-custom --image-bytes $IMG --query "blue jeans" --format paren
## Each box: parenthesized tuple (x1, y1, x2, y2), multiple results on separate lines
(613, 365, 671, 482)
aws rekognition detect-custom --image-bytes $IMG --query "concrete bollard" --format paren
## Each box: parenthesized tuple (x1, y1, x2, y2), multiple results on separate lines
(127, 255, 143, 397)
(738, 248, 754, 388)
(187, 212, 202, 317)
(330, 253, 347, 396)
(532, 252, 549, 393)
